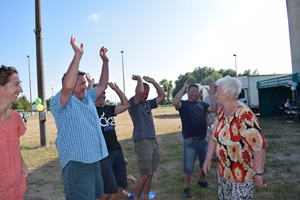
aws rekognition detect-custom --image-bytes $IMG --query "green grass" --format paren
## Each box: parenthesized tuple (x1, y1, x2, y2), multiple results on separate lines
(22, 108, 300, 200)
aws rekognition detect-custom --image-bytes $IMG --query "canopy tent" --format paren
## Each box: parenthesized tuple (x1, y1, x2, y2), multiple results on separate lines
(257, 73, 300, 117)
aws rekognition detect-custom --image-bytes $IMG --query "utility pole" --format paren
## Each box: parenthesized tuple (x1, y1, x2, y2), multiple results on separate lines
(27, 55, 33, 116)
(34, 0, 48, 146)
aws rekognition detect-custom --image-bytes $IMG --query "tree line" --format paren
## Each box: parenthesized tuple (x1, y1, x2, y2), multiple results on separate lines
(11, 66, 258, 111)
(160, 66, 259, 105)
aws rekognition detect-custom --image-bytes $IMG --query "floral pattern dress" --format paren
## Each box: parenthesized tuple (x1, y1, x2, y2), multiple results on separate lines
(212, 104, 267, 199)
(0, 110, 27, 200)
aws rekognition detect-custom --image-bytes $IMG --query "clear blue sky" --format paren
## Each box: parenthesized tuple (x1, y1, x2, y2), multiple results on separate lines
(0, 0, 291, 102)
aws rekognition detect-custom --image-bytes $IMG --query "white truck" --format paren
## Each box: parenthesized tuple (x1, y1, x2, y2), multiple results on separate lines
(237, 75, 287, 112)
(181, 75, 286, 113)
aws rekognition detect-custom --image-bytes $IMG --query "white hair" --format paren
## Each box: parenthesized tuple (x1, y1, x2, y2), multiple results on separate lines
(216, 76, 242, 99)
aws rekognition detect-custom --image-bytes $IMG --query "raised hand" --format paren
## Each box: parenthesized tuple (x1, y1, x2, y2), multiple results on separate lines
(131, 75, 142, 81)
(99, 46, 109, 62)
(184, 78, 190, 88)
(70, 35, 84, 55)
(86, 73, 94, 84)
(143, 76, 154, 83)
(108, 82, 120, 91)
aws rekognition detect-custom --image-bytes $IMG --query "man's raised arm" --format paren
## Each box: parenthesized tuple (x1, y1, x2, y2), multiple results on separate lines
(172, 78, 189, 110)
(95, 47, 109, 98)
(61, 35, 84, 107)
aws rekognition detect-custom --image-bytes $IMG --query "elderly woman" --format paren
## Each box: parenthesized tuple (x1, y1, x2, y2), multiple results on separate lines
(203, 76, 267, 200)
(0, 65, 29, 199)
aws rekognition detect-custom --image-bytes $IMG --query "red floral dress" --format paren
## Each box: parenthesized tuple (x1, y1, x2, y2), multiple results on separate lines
(212, 104, 267, 183)
(0, 110, 27, 199)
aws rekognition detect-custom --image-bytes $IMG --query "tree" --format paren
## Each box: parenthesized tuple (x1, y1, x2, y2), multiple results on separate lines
(46, 97, 51, 111)
(239, 69, 260, 76)
(218, 69, 236, 77)
(202, 71, 222, 85)
(159, 79, 174, 104)
(10, 95, 30, 111)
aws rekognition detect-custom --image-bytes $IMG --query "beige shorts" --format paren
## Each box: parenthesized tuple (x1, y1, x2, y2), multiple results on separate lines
(134, 138, 160, 176)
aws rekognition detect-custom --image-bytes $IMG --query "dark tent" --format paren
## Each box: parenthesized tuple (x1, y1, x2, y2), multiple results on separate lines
(257, 73, 300, 117)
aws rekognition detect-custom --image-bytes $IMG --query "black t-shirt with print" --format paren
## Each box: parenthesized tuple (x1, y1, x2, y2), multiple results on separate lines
(96, 105, 121, 150)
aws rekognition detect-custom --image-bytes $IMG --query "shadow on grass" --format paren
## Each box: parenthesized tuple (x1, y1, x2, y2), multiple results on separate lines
(22, 147, 64, 200)
(153, 113, 180, 119)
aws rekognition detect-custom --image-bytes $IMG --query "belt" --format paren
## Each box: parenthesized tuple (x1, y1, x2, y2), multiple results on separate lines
(192, 137, 202, 140)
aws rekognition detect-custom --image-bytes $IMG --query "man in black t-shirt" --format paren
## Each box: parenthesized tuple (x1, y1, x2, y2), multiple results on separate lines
(173, 79, 218, 198)
(95, 82, 130, 200)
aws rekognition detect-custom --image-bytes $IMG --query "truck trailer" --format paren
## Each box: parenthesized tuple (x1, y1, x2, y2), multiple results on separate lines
(237, 75, 287, 112)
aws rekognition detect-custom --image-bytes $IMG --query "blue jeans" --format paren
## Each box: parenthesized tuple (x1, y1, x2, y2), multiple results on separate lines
(183, 137, 208, 174)
(62, 161, 103, 200)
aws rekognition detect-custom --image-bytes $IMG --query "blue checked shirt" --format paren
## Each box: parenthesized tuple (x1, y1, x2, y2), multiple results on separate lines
(50, 88, 108, 169)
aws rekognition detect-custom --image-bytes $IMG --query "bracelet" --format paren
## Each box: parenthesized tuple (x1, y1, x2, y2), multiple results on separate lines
(254, 171, 263, 176)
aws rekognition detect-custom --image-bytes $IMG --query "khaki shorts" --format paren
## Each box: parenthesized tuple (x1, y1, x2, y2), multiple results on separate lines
(134, 138, 160, 175)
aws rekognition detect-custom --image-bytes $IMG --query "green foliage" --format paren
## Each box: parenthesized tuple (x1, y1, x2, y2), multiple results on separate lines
(218, 69, 236, 77)
(238, 68, 260, 77)
(46, 98, 51, 111)
(202, 71, 222, 84)
(159, 79, 174, 104)
(11, 95, 31, 111)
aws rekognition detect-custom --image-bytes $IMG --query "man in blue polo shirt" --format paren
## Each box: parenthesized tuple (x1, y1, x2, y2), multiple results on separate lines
(50, 35, 109, 200)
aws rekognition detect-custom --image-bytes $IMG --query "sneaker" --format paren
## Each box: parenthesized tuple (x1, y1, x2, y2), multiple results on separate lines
(183, 187, 192, 198)
(128, 193, 134, 200)
(197, 181, 212, 189)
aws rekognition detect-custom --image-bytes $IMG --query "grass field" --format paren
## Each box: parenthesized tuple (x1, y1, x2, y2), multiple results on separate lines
(21, 106, 300, 200)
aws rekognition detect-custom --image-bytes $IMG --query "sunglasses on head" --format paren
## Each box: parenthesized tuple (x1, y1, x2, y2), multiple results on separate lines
(0, 65, 9, 70)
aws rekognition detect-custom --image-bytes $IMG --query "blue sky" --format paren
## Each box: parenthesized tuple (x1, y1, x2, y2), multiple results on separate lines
(1, 0, 291, 102)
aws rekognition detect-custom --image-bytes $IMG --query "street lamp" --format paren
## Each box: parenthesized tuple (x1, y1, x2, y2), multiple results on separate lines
(51, 87, 53, 97)
(233, 54, 237, 76)
(121, 51, 125, 94)
(27, 55, 33, 115)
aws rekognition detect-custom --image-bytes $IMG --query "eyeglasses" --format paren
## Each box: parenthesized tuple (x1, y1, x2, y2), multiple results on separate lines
(0, 65, 9, 70)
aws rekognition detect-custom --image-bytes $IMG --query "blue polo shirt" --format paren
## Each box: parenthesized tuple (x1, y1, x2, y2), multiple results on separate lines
(50, 88, 108, 169)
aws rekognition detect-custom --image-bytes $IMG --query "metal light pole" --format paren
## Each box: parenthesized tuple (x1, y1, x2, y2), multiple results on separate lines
(121, 51, 125, 94)
(233, 54, 237, 76)
(27, 55, 33, 115)
(51, 87, 53, 97)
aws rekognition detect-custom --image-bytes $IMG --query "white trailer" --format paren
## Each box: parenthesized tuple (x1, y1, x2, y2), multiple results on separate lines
(237, 75, 287, 112)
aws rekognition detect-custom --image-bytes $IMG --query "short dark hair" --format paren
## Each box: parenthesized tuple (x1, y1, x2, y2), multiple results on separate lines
(143, 82, 149, 89)
(0, 65, 18, 86)
(61, 71, 86, 84)
(187, 84, 199, 91)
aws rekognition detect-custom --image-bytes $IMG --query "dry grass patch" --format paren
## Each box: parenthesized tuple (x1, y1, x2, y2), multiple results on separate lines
(21, 107, 300, 200)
